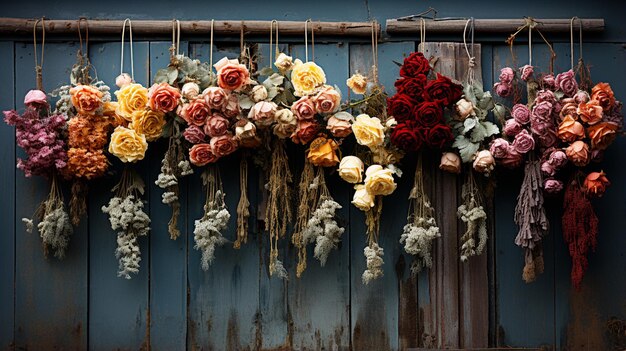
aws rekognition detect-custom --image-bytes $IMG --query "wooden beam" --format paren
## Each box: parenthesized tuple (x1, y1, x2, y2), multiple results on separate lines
(0, 18, 379, 37)
(386, 18, 604, 35)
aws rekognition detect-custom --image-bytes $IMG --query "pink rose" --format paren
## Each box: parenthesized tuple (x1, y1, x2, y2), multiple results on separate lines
(555, 70, 579, 97)
(532, 101, 553, 122)
(210, 133, 238, 157)
(519, 65, 534, 81)
(248, 101, 277, 126)
(189, 143, 218, 166)
(326, 115, 352, 138)
(535, 89, 557, 105)
(204, 114, 230, 137)
(291, 96, 316, 120)
(538, 129, 558, 148)
(222, 94, 241, 119)
(183, 125, 207, 144)
(512, 129, 535, 154)
(181, 99, 211, 126)
(541, 161, 557, 176)
(574, 90, 590, 104)
(542, 74, 556, 90)
(494, 82, 512, 97)
(504, 118, 523, 137)
(24, 89, 47, 108)
(313, 86, 341, 114)
(490, 138, 510, 158)
(203, 87, 229, 109)
(499, 146, 524, 169)
(499, 67, 514, 83)
(511, 104, 531, 125)
(531, 119, 552, 137)
(544, 179, 564, 194)
(148, 82, 181, 113)
(550, 150, 568, 167)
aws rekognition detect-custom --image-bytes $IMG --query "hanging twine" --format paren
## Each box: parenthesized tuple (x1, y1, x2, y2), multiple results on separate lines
(304, 19, 315, 62)
(274, 20, 279, 59)
(209, 19, 214, 69)
(507, 17, 556, 73)
(269, 20, 279, 66)
(570, 17, 584, 70)
(120, 18, 134, 80)
(418, 18, 426, 53)
(77, 18, 89, 59)
(370, 20, 379, 84)
(170, 19, 180, 58)
(240, 21, 245, 58)
(33, 17, 45, 90)
(463, 17, 476, 84)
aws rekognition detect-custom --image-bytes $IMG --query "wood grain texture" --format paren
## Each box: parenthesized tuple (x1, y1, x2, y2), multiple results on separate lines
(87, 41, 151, 350)
(0, 41, 15, 351)
(14, 42, 88, 351)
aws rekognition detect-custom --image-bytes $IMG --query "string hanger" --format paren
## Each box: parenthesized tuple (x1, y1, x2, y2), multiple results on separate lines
(463, 17, 475, 84)
(304, 19, 315, 62)
(506, 17, 556, 74)
(370, 20, 379, 84)
(120, 18, 134, 80)
(269, 20, 279, 66)
(209, 19, 214, 69)
(240, 21, 252, 71)
(33, 17, 45, 91)
(570, 16, 583, 70)
(77, 17, 89, 59)
(170, 19, 181, 58)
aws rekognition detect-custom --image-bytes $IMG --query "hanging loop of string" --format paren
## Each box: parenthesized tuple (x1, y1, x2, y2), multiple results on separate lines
(77, 18, 89, 58)
(33, 17, 45, 91)
(370, 20, 379, 84)
(273, 20, 279, 59)
(418, 18, 426, 53)
(463, 17, 476, 84)
(171, 19, 181, 58)
(209, 19, 214, 69)
(570, 16, 584, 70)
(120, 18, 134, 80)
(240, 21, 245, 57)
(304, 19, 312, 62)
(528, 18, 533, 67)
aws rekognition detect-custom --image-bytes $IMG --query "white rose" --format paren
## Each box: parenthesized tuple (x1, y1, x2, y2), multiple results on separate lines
(352, 114, 385, 148)
(274, 52, 294, 72)
(352, 184, 375, 211)
(251, 85, 268, 102)
(364, 164, 397, 196)
(273, 109, 297, 138)
(338, 156, 364, 183)
(455, 98, 475, 121)
(181, 82, 200, 100)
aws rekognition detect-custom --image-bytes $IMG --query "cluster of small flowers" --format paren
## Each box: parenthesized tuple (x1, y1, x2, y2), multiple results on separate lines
(400, 216, 440, 274)
(362, 242, 384, 285)
(101, 195, 150, 279)
(458, 201, 487, 262)
(302, 198, 345, 266)
(4, 106, 67, 177)
(193, 191, 230, 271)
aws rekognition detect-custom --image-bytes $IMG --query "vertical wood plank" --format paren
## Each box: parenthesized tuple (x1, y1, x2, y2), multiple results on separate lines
(148, 41, 188, 351)
(0, 41, 15, 351)
(287, 43, 351, 350)
(349, 41, 415, 351)
(186, 43, 260, 350)
(14, 42, 87, 351)
(88, 41, 151, 349)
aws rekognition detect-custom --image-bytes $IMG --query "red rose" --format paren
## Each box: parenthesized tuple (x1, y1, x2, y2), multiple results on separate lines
(387, 94, 417, 123)
(424, 73, 463, 106)
(425, 124, 454, 149)
(391, 122, 422, 152)
(394, 74, 427, 100)
(413, 101, 443, 127)
(399, 52, 431, 78)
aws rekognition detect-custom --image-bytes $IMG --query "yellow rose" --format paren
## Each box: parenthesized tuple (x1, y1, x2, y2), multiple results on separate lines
(352, 114, 384, 148)
(115, 83, 149, 121)
(364, 165, 396, 196)
(291, 59, 326, 96)
(338, 156, 364, 183)
(108, 126, 148, 163)
(352, 184, 375, 211)
(346, 73, 367, 95)
(130, 109, 166, 141)
(307, 137, 340, 167)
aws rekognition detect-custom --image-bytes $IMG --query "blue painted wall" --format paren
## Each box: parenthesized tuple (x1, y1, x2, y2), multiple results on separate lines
(1, 1, 625, 350)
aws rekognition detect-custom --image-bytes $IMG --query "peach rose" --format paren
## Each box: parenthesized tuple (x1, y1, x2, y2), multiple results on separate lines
(181, 82, 200, 100)
(307, 137, 340, 167)
(439, 152, 461, 174)
(313, 85, 341, 114)
(71, 84, 103, 115)
(181, 99, 211, 126)
(327, 115, 352, 138)
(248, 101, 277, 126)
(346, 73, 367, 95)
(202, 86, 229, 109)
(148, 82, 181, 113)
(189, 143, 218, 166)
(204, 114, 230, 137)
(455, 98, 474, 120)
(291, 120, 320, 145)
(213, 57, 251, 91)
(222, 94, 241, 119)
(584, 171, 610, 196)
(291, 96, 316, 120)
(115, 73, 133, 88)
(577, 100, 603, 125)
(559, 101, 578, 121)
(473, 150, 495, 174)
(130, 109, 166, 141)
(210, 133, 238, 157)
(565, 141, 590, 167)
(588, 122, 618, 150)
(557, 115, 585, 142)
(591, 82, 615, 112)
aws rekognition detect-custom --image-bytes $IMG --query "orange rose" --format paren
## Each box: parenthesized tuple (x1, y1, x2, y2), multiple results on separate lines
(189, 143, 218, 166)
(70, 84, 103, 115)
(588, 122, 618, 150)
(577, 100, 603, 125)
(584, 171, 610, 196)
(181, 99, 211, 126)
(591, 82, 615, 112)
(557, 115, 585, 142)
(307, 136, 340, 167)
(214, 57, 251, 91)
(565, 140, 590, 167)
(148, 82, 181, 113)
(559, 100, 578, 121)
(210, 134, 238, 157)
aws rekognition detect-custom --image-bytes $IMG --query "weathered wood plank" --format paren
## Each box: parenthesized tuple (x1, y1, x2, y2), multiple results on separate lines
(148, 41, 188, 351)
(287, 43, 351, 351)
(87, 41, 151, 349)
(349, 41, 415, 351)
(0, 41, 15, 351)
(14, 42, 87, 350)
(186, 43, 260, 351)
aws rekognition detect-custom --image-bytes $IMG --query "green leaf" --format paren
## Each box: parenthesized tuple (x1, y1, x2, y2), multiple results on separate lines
(492, 103, 506, 122)
(463, 84, 476, 102)
(462, 117, 478, 134)
(476, 91, 495, 111)
(239, 95, 254, 110)
(267, 86, 280, 100)
(470, 120, 487, 142)
(258, 66, 275, 76)
(452, 135, 480, 163)
(166, 67, 179, 85)
(482, 121, 500, 137)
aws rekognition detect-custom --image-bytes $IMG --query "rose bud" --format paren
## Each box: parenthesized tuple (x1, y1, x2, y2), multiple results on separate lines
(181, 82, 201, 100)
(116, 73, 133, 88)
(439, 152, 461, 174)
(455, 98, 474, 121)
(251, 85, 269, 102)
(584, 171, 610, 197)
(473, 150, 495, 175)
(543, 179, 564, 194)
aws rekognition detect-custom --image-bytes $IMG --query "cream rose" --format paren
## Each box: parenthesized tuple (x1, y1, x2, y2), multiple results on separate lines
(352, 184, 375, 211)
(251, 85, 269, 102)
(364, 165, 397, 196)
(273, 109, 297, 138)
(181, 82, 200, 100)
(352, 114, 385, 148)
(248, 101, 277, 126)
(338, 156, 364, 183)
(346, 73, 367, 95)
(274, 53, 294, 72)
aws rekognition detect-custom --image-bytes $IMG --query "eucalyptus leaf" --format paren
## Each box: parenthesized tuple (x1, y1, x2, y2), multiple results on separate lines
(239, 95, 255, 110)
(492, 103, 506, 122)
(453, 135, 480, 163)
(463, 84, 476, 102)
(258, 66, 275, 76)
(333, 111, 354, 122)
(482, 121, 500, 137)
(462, 117, 478, 134)
(166, 67, 179, 85)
